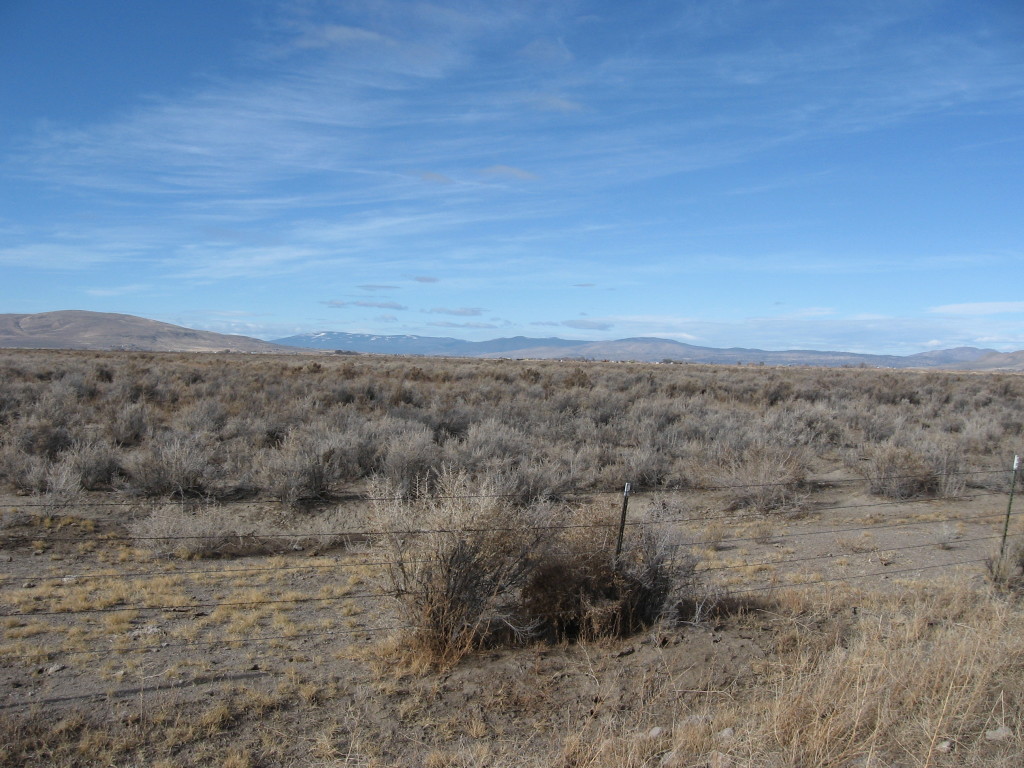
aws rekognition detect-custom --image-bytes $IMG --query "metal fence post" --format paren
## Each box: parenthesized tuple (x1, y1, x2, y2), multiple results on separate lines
(999, 455, 1020, 563)
(614, 482, 632, 563)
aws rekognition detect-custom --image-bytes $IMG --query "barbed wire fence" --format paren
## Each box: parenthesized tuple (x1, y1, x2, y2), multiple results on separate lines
(0, 458, 1021, 700)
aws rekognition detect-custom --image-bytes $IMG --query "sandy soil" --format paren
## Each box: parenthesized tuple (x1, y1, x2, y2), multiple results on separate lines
(0, 479, 1017, 766)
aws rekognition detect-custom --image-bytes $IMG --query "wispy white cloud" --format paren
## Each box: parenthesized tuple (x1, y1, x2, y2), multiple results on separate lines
(324, 300, 408, 310)
(84, 284, 151, 297)
(481, 165, 539, 181)
(170, 245, 327, 280)
(929, 302, 1024, 315)
(530, 95, 584, 113)
(417, 172, 455, 185)
(427, 307, 486, 316)
(562, 318, 613, 330)
(748, 307, 836, 321)
(428, 321, 500, 329)
(0, 243, 121, 269)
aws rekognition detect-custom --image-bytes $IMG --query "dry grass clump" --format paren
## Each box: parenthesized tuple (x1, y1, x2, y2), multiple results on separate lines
(730, 584, 1024, 767)
(551, 581, 1024, 768)
(987, 538, 1024, 590)
(129, 502, 350, 557)
(859, 435, 967, 499)
(712, 444, 809, 512)
(129, 502, 249, 558)
(371, 470, 691, 663)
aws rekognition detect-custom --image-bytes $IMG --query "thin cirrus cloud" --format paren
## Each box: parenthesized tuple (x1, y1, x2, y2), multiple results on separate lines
(417, 172, 455, 185)
(427, 307, 486, 316)
(929, 302, 1024, 315)
(428, 321, 501, 329)
(480, 165, 539, 181)
(561, 318, 613, 331)
(324, 300, 407, 310)
(85, 284, 151, 297)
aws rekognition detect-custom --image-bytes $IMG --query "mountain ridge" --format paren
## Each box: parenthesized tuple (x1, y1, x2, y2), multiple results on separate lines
(274, 330, 1020, 370)
(0, 312, 1019, 369)
(0, 311, 298, 354)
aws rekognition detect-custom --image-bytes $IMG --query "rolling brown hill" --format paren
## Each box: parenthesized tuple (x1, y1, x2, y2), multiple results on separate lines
(957, 349, 1024, 371)
(0, 311, 298, 353)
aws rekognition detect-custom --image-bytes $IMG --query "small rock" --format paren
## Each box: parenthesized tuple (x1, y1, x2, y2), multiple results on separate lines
(32, 550, 43, 556)
(61, 575, 77, 584)
(985, 725, 1013, 742)
(292, 544, 304, 551)
(680, 714, 711, 726)
(647, 726, 666, 740)
(46, 663, 66, 675)
(22, 581, 35, 589)
(717, 727, 735, 741)
(935, 739, 953, 753)
(128, 626, 161, 639)
(615, 646, 635, 658)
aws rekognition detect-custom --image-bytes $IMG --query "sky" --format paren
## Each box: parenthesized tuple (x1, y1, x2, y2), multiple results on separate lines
(2, 0, 1023, 355)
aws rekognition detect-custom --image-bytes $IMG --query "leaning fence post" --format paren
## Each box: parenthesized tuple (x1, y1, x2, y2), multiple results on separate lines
(998, 455, 1020, 562)
(615, 482, 632, 563)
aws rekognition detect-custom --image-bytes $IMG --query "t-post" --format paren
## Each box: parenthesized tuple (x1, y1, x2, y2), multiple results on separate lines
(999, 455, 1021, 563)
(614, 482, 632, 564)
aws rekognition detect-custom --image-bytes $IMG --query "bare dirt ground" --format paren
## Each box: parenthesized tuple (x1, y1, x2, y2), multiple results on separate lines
(2, 471, 1019, 767)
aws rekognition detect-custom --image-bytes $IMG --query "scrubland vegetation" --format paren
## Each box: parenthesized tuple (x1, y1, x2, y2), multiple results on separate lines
(0, 349, 1020, 503)
(1, 349, 1022, 767)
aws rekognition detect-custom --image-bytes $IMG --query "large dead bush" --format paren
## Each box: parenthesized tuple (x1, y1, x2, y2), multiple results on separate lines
(858, 435, 967, 499)
(371, 469, 691, 663)
(522, 523, 689, 642)
(711, 444, 810, 512)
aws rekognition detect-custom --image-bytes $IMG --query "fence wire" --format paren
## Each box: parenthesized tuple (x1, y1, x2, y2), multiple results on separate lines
(0, 464, 1021, 672)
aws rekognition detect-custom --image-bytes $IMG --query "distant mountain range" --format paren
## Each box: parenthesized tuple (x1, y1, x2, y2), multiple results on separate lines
(274, 330, 1024, 370)
(1, 311, 1021, 370)
(0, 311, 296, 354)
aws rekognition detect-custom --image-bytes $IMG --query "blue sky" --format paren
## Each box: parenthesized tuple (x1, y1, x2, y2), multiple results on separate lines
(2, 0, 1023, 354)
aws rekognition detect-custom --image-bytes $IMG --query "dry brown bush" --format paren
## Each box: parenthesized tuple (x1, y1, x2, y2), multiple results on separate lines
(371, 469, 691, 663)
(859, 435, 967, 499)
(129, 501, 246, 558)
(66, 438, 122, 490)
(522, 523, 691, 642)
(371, 470, 556, 662)
(120, 431, 212, 497)
(712, 444, 810, 512)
